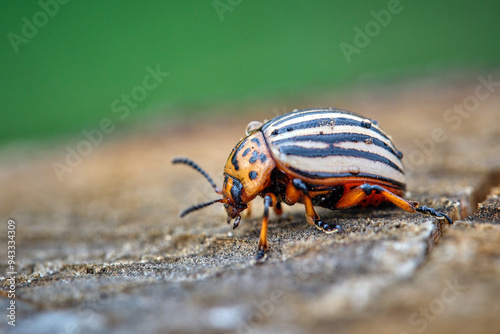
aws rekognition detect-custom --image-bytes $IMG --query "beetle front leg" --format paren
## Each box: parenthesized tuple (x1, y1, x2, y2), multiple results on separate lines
(256, 194, 276, 261)
(289, 179, 340, 234)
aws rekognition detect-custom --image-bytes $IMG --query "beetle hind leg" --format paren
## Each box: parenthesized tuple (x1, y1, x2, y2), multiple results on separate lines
(335, 183, 453, 224)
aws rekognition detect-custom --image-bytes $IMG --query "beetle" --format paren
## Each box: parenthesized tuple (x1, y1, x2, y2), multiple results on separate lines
(173, 108, 452, 260)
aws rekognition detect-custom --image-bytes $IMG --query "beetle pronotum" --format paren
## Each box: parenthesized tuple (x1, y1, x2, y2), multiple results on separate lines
(173, 108, 452, 260)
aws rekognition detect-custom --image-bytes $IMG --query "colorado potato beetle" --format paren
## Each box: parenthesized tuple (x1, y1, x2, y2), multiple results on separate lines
(173, 108, 452, 260)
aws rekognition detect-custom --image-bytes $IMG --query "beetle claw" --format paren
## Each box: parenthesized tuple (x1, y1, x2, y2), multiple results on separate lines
(255, 250, 267, 262)
(314, 220, 341, 234)
(314, 220, 324, 230)
(324, 224, 341, 234)
(232, 216, 241, 229)
(416, 206, 453, 224)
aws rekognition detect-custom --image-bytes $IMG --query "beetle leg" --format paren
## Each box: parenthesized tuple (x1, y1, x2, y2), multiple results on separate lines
(291, 179, 340, 234)
(291, 179, 319, 225)
(336, 184, 453, 224)
(285, 180, 302, 205)
(274, 201, 283, 215)
(256, 194, 276, 261)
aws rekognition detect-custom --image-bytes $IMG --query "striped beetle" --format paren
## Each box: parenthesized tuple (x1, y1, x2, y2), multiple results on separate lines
(173, 108, 452, 260)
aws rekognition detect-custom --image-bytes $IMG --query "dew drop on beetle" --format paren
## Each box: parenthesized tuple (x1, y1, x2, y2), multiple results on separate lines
(349, 166, 360, 175)
(246, 121, 263, 136)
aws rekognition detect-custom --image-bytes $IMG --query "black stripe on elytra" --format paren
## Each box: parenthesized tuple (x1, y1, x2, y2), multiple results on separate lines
(287, 167, 406, 190)
(242, 148, 251, 157)
(279, 145, 403, 174)
(262, 109, 353, 129)
(267, 117, 392, 142)
(272, 132, 401, 160)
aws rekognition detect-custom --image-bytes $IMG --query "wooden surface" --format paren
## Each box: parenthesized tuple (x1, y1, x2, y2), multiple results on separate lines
(1, 73, 500, 333)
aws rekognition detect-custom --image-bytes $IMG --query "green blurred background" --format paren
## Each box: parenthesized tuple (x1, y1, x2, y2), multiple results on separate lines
(1, 0, 499, 145)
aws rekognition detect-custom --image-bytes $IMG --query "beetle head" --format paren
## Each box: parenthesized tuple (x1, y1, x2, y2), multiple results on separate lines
(172, 126, 276, 227)
(220, 174, 247, 226)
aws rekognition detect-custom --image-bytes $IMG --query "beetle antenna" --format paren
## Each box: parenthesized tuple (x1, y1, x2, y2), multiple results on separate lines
(179, 198, 224, 218)
(172, 157, 222, 194)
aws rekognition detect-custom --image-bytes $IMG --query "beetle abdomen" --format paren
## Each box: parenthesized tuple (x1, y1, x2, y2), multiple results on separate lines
(261, 108, 405, 189)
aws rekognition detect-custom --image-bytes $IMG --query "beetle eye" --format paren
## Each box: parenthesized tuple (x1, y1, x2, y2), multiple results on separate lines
(245, 121, 263, 136)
